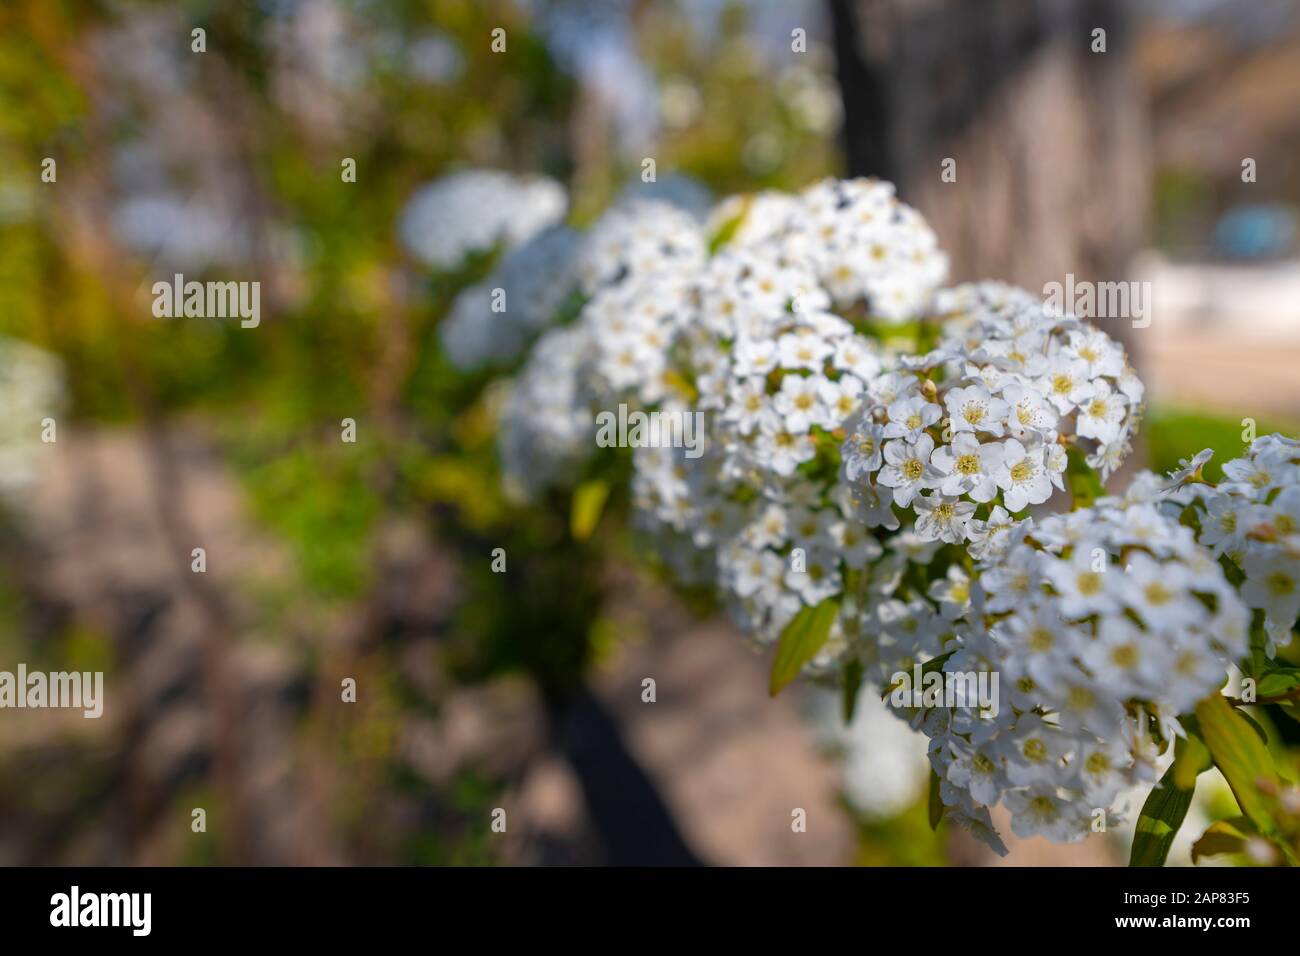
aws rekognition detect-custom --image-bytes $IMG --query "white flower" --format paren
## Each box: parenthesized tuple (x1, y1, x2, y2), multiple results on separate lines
(913, 494, 976, 544)
(1037, 355, 1095, 414)
(1064, 327, 1125, 379)
(575, 199, 706, 294)
(1081, 616, 1165, 698)
(777, 331, 833, 372)
(1003, 785, 1089, 842)
(818, 375, 865, 423)
(882, 395, 942, 441)
(928, 564, 974, 620)
(1119, 552, 1203, 630)
(1001, 383, 1057, 438)
(966, 506, 1021, 561)
(1241, 552, 1300, 631)
(1076, 379, 1126, 444)
(993, 438, 1053, 512)
(773, 373, 828, 432)
(833, 337, 882, 380)
(731, 336, 778, 378)
(929, 433, 1003, 502)
(784, 545, 843, 605)
(760, 415, 818, 477)
(722, 378, 770, 436)
(944, 383, 1010, 437)
(842, 415, 886, 481)
(1001, 715, 1069, 788)
(1163, 447, 1214, 491)
(878, 434, 938, 507)
(1042, 543, 1118, 619)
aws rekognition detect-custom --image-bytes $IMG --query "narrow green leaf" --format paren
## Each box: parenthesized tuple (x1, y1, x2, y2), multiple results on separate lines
(570, 479, 610, 541)
(1194, 693, 1280, 833)
(707, 202, 747, 253)
(1129, 763, 1195, 867)
(1172, 731, 1212, 791)
(769, 598, 840, 696)
(928, 768, 944, 830)
(841, 658, 864, 724)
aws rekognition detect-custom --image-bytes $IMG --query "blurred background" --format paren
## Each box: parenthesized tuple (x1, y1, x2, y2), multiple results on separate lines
(0, 0, 1296, 866)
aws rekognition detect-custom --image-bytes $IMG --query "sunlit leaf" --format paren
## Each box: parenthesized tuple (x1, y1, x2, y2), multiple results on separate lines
(1194, 693, 1280, 834)
(769, 597, 839, 697)
(570, 479, 610, 541)
(1130, 763, 1194, 867)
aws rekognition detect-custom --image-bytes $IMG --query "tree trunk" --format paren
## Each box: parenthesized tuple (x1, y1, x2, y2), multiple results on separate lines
(830, 0, 1149, 326)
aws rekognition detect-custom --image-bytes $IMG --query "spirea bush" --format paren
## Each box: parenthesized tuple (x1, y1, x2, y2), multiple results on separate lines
(411, 169, 1300, 865)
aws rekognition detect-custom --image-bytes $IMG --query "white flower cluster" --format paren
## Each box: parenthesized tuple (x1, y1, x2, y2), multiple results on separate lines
(442, 195, 709, 374)
(631, 241, 932, 665)
(498, 201, 707, 498)
(439, 225, 581, 369)
(691, 246, 881, 480)
(1171, 435, 1300, 654)
(399, 169, 566, 270)
(704, 191, 800, 248)
(778, 178, 948, 321)
(497, 326, 593, 498)
(488, 176, 1299, 852)
(0, 337, 64, 498)
(497, 178, 945, 502)
(573, 199, 707, 295)
(920, 487, 1249, 849)
(836, 281, 1141, 554)
(934, 281, 1144, 481)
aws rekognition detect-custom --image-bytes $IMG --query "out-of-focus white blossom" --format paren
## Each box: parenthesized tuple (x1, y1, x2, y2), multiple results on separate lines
(1170, 435, 1300, 654)
(439, 226, 581, 370)
(399, 170, 566, 270)
(778, 178, 948, 321)
(497, 200, 706, 497)
(573, 199, 706, 294)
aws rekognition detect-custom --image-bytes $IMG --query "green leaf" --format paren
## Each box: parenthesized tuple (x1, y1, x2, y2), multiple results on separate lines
(928, 768, 945, 830)
(707, 202, 747, 253)
(1237, 708, 1271, 746)
(1172, 730, 1213, 791)
(842, 658, 864, 724)
(1065, 445, 1105, 510)
(1194, 693, 1280, 833)
(1257, 668, 1300, 699)
(1190, 817, 1253, 864)
(769, 598, 840, 697)
(922, 650, 956, 676)
(1244, 618, 1270, 679)
(1129, 763, 1195, 867)
(570, 479, 610, 541)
